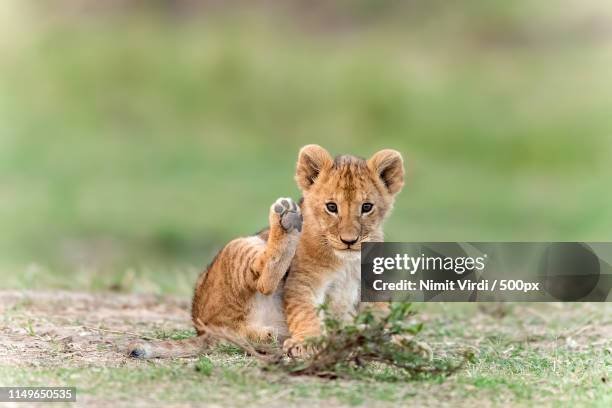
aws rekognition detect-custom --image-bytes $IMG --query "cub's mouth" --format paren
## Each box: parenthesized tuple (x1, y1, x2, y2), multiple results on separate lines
(329, 239, 362, 252)
(332, 242, 361, 254)
(326, 235, 363, 252)
(330, 243, 361, 251)
(333, 248, 361, 261)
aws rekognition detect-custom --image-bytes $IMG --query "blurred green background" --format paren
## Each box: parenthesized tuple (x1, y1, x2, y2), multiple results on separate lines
(1, 0, 611, 294)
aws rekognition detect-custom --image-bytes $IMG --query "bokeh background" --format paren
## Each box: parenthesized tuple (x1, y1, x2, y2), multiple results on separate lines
(1, 0, 611, 294)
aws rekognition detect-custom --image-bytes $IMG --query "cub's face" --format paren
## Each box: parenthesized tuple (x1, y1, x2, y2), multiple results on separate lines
(295, 145, 404, 256)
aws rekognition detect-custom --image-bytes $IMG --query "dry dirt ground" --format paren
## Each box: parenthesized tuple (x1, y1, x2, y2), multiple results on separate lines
(0, 290, 610, 407)
(0, 290, 190, 368)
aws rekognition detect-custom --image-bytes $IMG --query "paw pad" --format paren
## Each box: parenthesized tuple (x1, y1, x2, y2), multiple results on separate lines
(272, 197, 302, 232)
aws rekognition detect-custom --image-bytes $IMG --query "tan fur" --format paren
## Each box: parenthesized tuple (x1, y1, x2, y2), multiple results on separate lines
(127, 145, 403, 359)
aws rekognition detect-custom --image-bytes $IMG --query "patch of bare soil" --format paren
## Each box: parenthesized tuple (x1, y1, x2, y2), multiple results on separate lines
(0, 290, 192, 367)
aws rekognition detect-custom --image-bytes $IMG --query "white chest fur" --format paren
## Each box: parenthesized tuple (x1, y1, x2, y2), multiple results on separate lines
(320, 252, 361, 321)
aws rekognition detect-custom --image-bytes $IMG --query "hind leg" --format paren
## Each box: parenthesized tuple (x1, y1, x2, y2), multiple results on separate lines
(252, 197, 302, 295)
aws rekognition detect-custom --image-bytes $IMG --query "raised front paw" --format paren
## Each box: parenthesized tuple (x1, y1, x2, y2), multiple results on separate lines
(272, 197, 302, 233)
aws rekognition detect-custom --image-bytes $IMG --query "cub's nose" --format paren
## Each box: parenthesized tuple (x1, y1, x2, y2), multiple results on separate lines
(340, 236, 359, 246)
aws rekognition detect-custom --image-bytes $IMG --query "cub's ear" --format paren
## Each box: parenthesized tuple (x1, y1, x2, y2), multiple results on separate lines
(367, 149, 404, 195)
(295, 144, 333, 190)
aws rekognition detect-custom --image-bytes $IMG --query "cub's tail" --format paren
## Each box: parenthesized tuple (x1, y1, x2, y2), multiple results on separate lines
(127, 324, 278, 360)
(127, 334, 213, 359)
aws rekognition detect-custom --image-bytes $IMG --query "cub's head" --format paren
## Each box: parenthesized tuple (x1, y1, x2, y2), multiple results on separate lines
(295, 144, 404, 257)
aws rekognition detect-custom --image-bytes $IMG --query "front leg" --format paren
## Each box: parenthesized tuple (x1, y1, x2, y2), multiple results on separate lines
(251, 198, 302, 295)
(282, 269, 327, 357)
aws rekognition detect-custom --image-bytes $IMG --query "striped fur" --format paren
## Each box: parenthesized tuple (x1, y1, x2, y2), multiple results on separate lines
(127, 145, 403, 359)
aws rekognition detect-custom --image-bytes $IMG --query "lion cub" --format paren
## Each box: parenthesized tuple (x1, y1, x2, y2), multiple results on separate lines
(128, 145, 404, 358)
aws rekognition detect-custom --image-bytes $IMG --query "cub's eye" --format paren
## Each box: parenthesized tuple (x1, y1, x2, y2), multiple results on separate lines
(361, 203, 374, 213)
(325, 202, 338, 213)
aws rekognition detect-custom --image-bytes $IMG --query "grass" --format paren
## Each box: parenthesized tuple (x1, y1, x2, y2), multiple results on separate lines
(195, 356, 214, 376)
(2, 351, 606, 406)
(149, 328, 196, 341)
